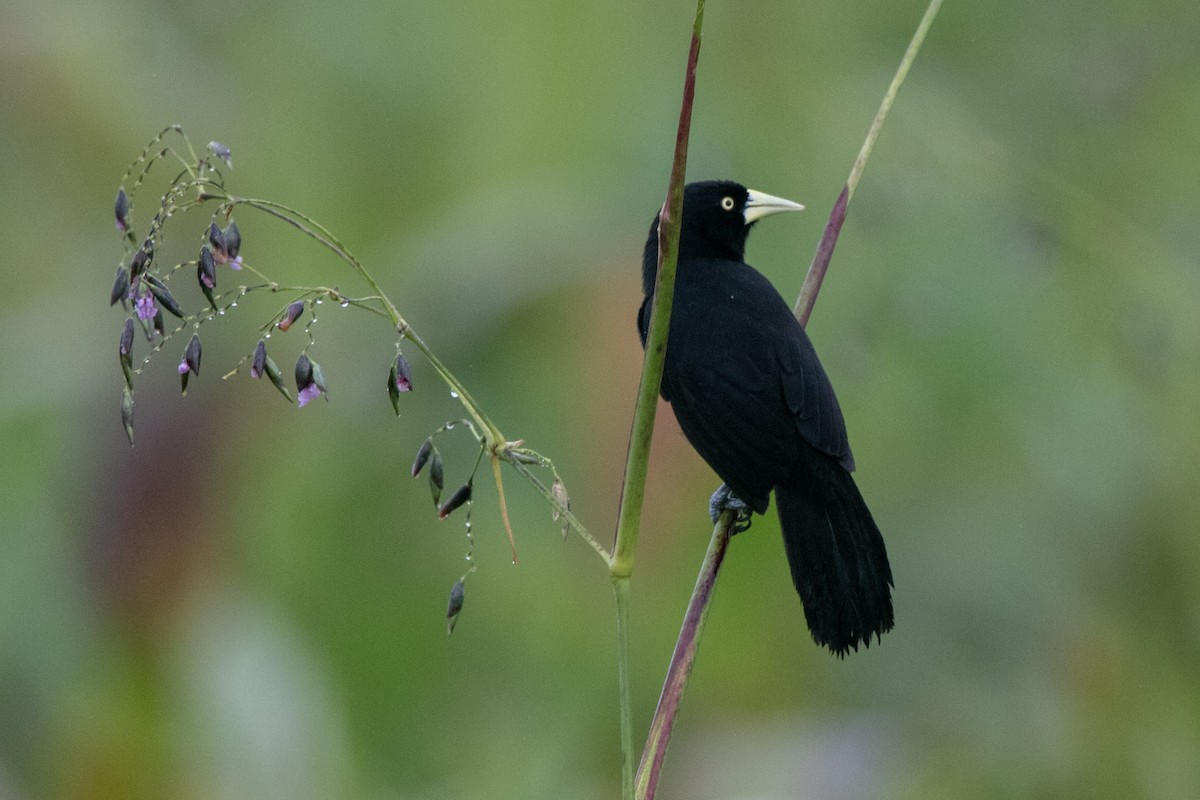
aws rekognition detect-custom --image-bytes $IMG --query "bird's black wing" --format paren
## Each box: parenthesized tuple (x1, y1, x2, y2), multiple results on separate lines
(655, 260, 805, 511)
(775, 323, 856, 472)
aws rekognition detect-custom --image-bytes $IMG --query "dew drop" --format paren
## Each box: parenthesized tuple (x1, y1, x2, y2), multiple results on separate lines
(450, 390, 459, 399)
(264, 332, 271, 339)
(229, 301, 237, 308)
(315, 298, 324, 305)
(218, 310, 225, 316)
(340, 300, 350, 308)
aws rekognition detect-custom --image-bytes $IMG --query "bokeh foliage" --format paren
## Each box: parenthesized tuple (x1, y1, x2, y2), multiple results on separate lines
(1, 0, 1198, 797)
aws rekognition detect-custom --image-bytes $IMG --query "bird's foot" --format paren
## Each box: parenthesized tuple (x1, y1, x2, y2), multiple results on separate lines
(708, 483, 753, 534)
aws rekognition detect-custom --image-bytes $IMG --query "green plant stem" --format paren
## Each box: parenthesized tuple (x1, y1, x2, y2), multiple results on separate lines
(611, 4, 705, 798)
(795, 0, 942, 325)
(634, 513, 734, 800)
(613, 576, 635, 800)
(506, 459, 610, 561)
(611, 0, 704, 577)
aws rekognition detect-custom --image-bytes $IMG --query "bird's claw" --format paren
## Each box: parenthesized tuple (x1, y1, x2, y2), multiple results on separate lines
(708, 483, 753, 534)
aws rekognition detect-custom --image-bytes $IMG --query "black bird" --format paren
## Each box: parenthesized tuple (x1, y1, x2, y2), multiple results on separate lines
(638, 180, 893, 655)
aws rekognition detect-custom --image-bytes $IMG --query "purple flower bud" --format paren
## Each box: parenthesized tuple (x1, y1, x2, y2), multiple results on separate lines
(295, 353, 327, 407)
(393, 352, 412, 393)
(208, 222, 227, 263)
(251, 339, 267, 379)
(198, 247, 217, 289)
(223, 222, 241, 261)
(446, 578, 465, 635)
(184, 334, 202, 375)
(115, 188, 130, 232)
(387, 351, 412, 415)
(277, 300, 305, 332)
(178, 359, 190, 375)
(412, 438, 433, 477)
(208, 140, 233, 168)
(297, 384, 321, 407)
(110, 266, 129, 306)
(437, 482, 472, 520)
(295, 353, 313, 389)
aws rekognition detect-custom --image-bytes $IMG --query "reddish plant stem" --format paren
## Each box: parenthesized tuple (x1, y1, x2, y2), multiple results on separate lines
(634, 514, 733, 800)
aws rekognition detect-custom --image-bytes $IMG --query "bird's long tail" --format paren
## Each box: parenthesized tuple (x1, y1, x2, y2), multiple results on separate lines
(774, 456, 894, 656)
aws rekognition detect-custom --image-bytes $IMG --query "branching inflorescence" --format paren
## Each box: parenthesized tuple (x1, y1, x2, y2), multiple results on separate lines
(109, 125, 606, 627)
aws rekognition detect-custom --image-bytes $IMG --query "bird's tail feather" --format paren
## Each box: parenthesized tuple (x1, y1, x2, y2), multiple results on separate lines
(775, 457, 894, 656)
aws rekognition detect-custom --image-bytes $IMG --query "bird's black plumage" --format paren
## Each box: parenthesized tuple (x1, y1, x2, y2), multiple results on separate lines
(638, 180, 894, 655)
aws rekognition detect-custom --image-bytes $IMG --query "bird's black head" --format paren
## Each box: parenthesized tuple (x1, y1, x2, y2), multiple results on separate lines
(642, 180, 804, 296)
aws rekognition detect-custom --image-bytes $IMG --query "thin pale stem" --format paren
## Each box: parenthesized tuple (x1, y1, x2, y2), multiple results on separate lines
(795, 0, 943, 325)
(506, 459, 609, 561)
(490, 453, 519, 564)
(613, 577, 635, 800)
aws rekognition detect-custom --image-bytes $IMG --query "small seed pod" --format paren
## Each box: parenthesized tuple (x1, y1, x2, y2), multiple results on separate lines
(295, 353, 314, 391)
(197, 247, 218, 310)
(446, 578, 465, 635)
(208, 221, 227, 262)
(429, 450, 445, 506)
(251, 339, 267, 379)
(277, 300, 305, 332)
(262, 355, 292, 402)
(295, 354, 326, 407)
(311, 361, 328, 394)
(223, 222, 241, 260)
(551, 477, 571, 538)
(387, 352, 412, 415)
(120, 387, 135, 446)
(114, 188, 130, 232)
(177, 334, 201, 395)
(119, 318, 135, 388)
(437, 482, 472, 520)
(145, 274, 184, 318)
(197, 246, 217, 289)
(129, 241, 153, 279)
(184, 334, 202, 376)
(394, 352, 412, 393)
(110, 266, 129, 307)
(412, 438, 433, 477)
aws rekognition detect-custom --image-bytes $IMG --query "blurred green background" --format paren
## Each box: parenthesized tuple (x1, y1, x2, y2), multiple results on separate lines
(2, 0, 1199, 797)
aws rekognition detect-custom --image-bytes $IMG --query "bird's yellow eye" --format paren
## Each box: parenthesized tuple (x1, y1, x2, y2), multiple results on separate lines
(721, 196, 735, 211)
